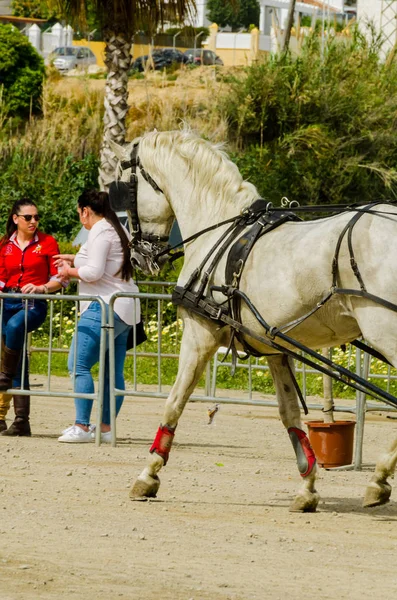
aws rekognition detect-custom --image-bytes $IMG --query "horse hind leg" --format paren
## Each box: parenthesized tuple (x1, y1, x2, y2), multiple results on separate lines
(363, 437, 397, 507)
(350, 308, 397, 507)
(267, 354, 319, 513)
(130, 312, 220, 501)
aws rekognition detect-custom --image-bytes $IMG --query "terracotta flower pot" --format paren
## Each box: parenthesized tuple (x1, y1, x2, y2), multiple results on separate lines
(305, 420, 356, 468)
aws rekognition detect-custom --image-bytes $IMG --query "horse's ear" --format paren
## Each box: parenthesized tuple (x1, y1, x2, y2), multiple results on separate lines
(107, 137, 131, 162)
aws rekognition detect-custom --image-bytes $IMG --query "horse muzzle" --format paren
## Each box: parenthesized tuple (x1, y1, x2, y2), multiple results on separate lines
(130, 242, 170, 276)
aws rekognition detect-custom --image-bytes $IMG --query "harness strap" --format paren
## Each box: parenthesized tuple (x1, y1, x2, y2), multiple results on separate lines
(332, 202, 383, 288)
(350, 339, 392, 367)
(222, 288, 397, 409)
(121, 145, 164, 194)
(177, 282, 397, 408)
(193, 218, 248, 300)
(285, 357, 309, 415)
(334, 287, 397, 314)
(181, 218, 244, 296)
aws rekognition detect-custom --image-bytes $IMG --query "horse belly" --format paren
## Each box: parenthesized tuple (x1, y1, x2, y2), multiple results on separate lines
(238, 295, 360, 355)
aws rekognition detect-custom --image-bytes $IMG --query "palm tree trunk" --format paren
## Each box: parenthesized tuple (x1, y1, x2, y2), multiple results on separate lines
(99, 33, 132, 189)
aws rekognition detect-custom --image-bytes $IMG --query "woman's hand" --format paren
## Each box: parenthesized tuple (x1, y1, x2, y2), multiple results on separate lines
(53, 254, 75, 268)
(57, 260, 72, 283)
(21, 284, 45, 294)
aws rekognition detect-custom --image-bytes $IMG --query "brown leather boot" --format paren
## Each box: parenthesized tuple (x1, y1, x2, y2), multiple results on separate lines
(0, 394, 31, 436)
(0, 347, 22, 391)
(0, 392, 12, 428)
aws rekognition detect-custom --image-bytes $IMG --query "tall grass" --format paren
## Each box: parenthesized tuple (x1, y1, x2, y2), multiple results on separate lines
(126, 68, 228, 141)
(0, 80, 103, 240)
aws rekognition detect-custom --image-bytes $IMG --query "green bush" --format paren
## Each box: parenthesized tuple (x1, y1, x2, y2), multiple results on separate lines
(0, 23, 45, 118)
(222, 28, 397, 204)
(0, 150, 99, 242)
(0, 81, 102, 242)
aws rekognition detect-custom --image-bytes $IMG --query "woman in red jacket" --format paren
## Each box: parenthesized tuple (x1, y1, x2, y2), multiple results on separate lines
(0, 198, 62, 436)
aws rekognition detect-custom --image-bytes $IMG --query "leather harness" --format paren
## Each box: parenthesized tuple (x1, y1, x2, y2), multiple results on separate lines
(109, 143, 397, 410)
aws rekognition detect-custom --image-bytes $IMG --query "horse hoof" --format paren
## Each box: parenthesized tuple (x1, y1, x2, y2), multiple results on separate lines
(129, 475, 160, 501)
(363, 481, 391, 508)
(289, 492, 319, 513)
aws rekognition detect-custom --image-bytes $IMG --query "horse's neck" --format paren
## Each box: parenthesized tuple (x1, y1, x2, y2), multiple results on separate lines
(168, 176, 252, 241)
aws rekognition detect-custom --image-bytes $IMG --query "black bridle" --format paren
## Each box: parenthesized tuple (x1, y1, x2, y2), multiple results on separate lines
(109, 142, 168, 245)
(108, 142, 175, 274)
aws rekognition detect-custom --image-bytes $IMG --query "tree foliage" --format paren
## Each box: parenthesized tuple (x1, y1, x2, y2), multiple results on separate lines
(222, 28, 397, 205)
(207, 0, 259, 31)
(12, 0, 58, 19)
(0, 24, 45, 118)
(55, 0, 196, 185)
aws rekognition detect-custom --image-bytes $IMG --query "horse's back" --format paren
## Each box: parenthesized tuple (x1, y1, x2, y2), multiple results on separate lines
(236, 204, 397, 352)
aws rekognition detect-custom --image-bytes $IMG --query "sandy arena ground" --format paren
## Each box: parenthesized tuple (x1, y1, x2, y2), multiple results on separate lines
(0, 376, 396, 600)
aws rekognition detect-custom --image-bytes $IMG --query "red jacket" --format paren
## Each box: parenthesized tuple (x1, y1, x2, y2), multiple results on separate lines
(0, 231, 60, 290)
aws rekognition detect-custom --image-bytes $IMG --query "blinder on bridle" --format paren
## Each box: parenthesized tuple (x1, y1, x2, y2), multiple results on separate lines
(109, 142, 171, 274)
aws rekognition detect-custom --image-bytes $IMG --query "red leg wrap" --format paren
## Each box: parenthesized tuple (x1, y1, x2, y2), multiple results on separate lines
(288, 427, 316, 478)
(150, 424, 175, 465)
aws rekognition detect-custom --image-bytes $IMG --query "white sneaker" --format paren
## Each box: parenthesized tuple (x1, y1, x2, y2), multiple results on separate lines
(61, 425, 75, 435)
(58, 425, 93, 443)
(100, 431, 112, 443)
(90, 426, 112, 443)
(61, 424, 95, 435)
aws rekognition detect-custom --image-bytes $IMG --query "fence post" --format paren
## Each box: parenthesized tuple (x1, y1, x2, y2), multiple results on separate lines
(173, 31, 181, 50)
(208, 23, 218, 52)
(322, 347, 334, 423)
(354, 347, 370, 470)
(28, 24, 41, 52)
(64, 24, 73, 46)
(250, 27, 259, 64)
(51, 22, 64, 49)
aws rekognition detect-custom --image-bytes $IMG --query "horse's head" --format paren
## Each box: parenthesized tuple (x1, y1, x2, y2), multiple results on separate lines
(108, 138, 174, 275)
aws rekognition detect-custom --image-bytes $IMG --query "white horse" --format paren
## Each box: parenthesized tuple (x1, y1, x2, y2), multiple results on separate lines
(110, 129, 397, 512)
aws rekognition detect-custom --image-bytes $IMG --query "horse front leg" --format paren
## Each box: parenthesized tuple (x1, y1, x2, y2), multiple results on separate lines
(267, 354, 319, 512)
(363, 437, 397, 507)
(130, 313, 219, 500)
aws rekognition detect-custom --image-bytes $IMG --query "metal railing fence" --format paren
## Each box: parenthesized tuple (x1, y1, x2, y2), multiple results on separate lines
(0, 293, 108, 446)
(1, 286, 396, 461)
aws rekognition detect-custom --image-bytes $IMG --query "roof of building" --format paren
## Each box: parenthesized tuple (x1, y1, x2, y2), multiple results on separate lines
(0, 15, 47, 24)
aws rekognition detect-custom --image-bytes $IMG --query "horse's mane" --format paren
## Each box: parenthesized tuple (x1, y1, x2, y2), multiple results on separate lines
(137, 129, 259, 215)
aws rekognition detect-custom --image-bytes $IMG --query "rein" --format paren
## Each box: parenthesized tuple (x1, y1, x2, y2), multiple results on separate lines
(153, 200, 397, 264)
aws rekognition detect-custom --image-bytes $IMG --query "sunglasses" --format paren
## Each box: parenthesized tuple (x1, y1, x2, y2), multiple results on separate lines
(17, 214, 40, 222)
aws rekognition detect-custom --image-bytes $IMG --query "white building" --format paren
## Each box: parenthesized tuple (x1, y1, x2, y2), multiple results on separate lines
(190, 1, 347, 30)
(357, 0, 397, 52)
(258, 1, 345, 35)
(0, 0, 12, 16)
(194, 1, 211, 27)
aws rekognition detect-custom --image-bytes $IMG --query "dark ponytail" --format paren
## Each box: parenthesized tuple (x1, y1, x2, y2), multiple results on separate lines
(78, 189, 133, 281)
(0, 198, 38, 248)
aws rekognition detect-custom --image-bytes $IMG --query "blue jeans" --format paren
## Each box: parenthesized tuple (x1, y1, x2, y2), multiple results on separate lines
(2, 298, 47, 388)
(68, 302, 131, 426)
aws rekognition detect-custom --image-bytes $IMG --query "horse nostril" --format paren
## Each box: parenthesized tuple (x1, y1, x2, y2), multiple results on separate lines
(130, 251, 148, 273)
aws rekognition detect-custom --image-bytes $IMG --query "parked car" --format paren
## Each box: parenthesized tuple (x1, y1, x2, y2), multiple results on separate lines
(183, 49, 224, 66)
(131, 48, 189, 72)
(48, 46, 97, 72)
